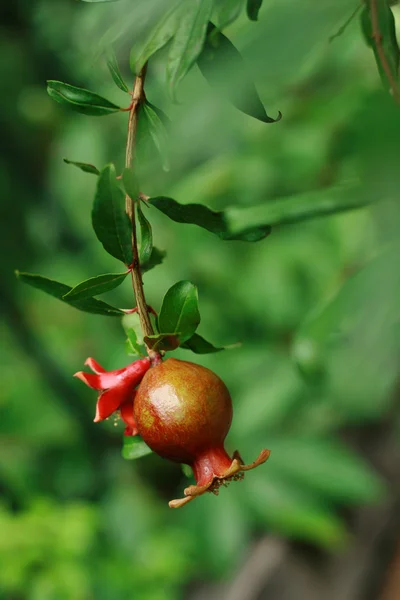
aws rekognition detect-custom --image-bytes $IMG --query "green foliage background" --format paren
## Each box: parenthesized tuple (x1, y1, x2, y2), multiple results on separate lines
(1, 0, 400, 598)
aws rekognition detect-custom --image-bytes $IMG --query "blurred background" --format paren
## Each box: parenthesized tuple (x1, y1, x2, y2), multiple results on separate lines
(1, 1, 400, 599)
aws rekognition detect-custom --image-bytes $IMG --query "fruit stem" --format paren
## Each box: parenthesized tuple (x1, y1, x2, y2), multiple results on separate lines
(125, 65, 158, 361)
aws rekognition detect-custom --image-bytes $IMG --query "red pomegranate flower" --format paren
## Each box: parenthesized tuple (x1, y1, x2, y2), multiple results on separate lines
(74, 357, 150, 435)
(133, 358, 270, 508)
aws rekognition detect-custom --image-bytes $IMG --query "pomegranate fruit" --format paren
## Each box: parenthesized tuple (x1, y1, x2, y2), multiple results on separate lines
(134, 358, 270, 508)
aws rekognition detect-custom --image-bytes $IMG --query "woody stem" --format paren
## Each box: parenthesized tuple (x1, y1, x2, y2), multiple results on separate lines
(125, 65, 157, 356)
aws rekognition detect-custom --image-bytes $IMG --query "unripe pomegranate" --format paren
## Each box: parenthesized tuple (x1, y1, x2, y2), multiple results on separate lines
(134, 358, 270, 508)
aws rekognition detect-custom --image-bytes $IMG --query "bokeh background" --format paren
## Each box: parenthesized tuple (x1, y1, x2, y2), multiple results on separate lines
(1, 1, 400, 599)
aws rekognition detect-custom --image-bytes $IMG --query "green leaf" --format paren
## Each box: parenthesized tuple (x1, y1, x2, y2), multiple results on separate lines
(225, 183, 370, 230)
(144, 333, 181, 352)
(106, 48, 129, 92)
(182, 333, 240, 353)
(122, 436, 153, 460)
(122, 167, 139, 200)
(133, 1, 184, 73)
(92, 164, 133, 265)
(141, 247, 166, 273)
(246, 0, 263, 21)
(63, 159, 100, 175)
(142, 102, 170, 171)
(158, 281, 200, 343)
(152, 184, 369, 241)
(182, 333, 226, 353)
(197, 24, 281, 123)
(150, 196, 271, 241)
(63, 272, 128, 301)
(47, 81, 121, 116)
(125, 330, 145, 357)
(167, 0, 214, 101)
(214, 0, 244, 29)
(137, 204, 153, 266)
(360, 3, 400, 93)
(122, 312, 146, 356)
(181, 464, 193, 478)
(15, 272, 123, 316)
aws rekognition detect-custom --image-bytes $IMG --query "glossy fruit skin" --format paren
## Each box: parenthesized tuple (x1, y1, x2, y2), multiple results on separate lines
(134, 358, 233, 464)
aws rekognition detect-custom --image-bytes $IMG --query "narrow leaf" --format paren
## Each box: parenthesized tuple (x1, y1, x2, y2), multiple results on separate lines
(125, 328, 146, 357)
(158, 281, 200, 343)
(144, 333, 181, 352)
(15, 272, 123, 316)
(141, 247, 166, 273)
(47, 81, 121, 116)
(151, 182, 370, 242)
(137, 204, 153, 266)
(182, 333, 224, 353)
(360, 3, 400, 96)
(122, 312, 146, 353)
(92, 164, 133, 265)
(106, 48, 129, 92)
(329, 5, 362, 43)
(214, 0, 244, 29)
(122, 436, 153, 460)
(122, 167, 139, 200)
(143, 102, 170, 171)
(167, 0, 214, 101)
(150, 196, 271, 241)
(133, 1, 184, 73)
(197, 24, 281, 123)
(181, 464, 193, 478)
(225, 183, 372, 230)
(246, 0, 263, 21)
(63, 272, 128, 301)
(63, 159, 99, 175)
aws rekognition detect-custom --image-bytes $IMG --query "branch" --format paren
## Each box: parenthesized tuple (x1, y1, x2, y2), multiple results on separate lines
(125, 66, 159, 361)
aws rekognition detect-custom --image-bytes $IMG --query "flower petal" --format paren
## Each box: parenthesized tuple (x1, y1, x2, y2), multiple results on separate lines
(74, 371, 103, 390)
(94, 387, 127, 422)
(85, 357, 106, 374)
(236, 448, 270, 471)
(120, 394, 138, 435)
(124, 426, 137, 436)
(169, 495, 196, 509)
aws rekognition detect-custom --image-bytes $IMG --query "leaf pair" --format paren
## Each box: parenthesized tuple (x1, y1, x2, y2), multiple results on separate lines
(198, 23, 281, 123)
(150, 182, 367, 242)
(132, 0, 278, 123)
(61, 161, 166, 272)
(15, 272, 123, 316)
(47, 81, 123, 116)
(212, 0, 265, 28)
(136, 101, 171, 171)
(150, 195, 272, 242)
(145, 280, 231, 354)
(16, 164, 163, 316)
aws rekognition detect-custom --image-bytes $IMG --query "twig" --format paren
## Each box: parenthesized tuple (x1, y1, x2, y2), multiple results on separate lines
(124, 65, 159, 360)
(329, 3, 362, 43)
(369, 0, 400, 104)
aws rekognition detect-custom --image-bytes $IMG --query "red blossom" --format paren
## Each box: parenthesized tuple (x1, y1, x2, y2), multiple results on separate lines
(74, 357, 150, 432)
